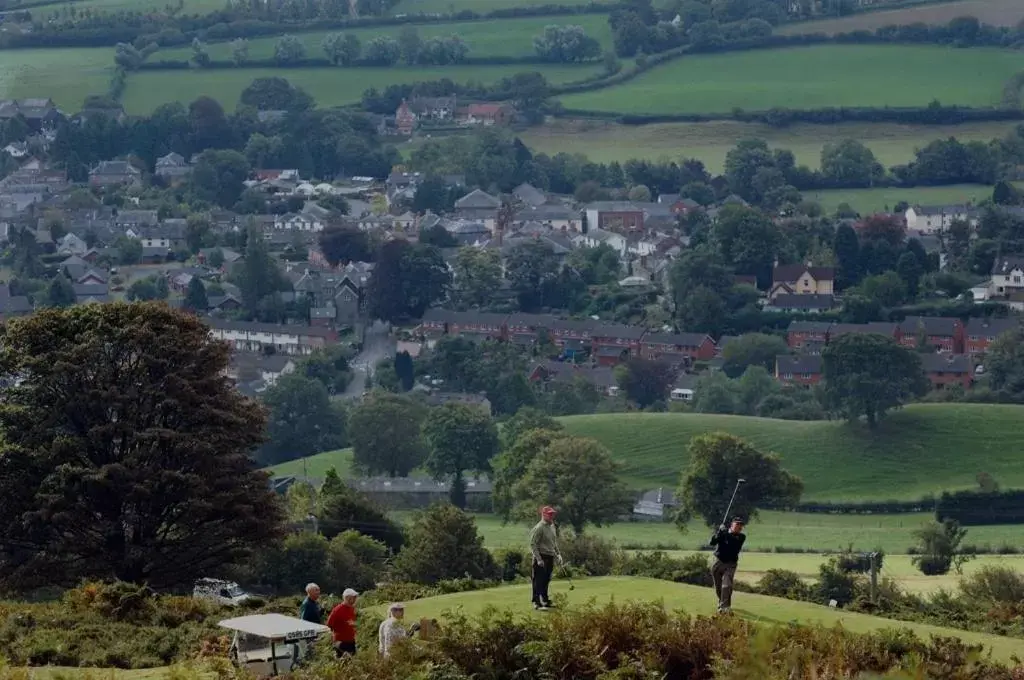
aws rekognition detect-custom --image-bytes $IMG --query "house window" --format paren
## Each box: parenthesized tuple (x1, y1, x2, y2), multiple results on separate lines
(784, 373, 793, 379)
(969, 335, 978, 341)
(1015, 276, 1022, 284)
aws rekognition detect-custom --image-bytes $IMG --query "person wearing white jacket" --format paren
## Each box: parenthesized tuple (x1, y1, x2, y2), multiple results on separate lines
(378, 603, 420, 657)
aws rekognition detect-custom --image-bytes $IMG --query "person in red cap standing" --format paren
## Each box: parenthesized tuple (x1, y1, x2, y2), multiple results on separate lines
(529, 505, 562, 610)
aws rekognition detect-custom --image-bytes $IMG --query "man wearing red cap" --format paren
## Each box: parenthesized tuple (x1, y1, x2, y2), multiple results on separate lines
(529, 506, 562, 610)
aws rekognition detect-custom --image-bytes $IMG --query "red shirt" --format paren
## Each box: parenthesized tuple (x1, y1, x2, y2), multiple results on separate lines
(326, 603, 357, 643)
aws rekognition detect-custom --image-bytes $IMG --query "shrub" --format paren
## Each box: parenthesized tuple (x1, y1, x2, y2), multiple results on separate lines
(813, 559, 859, 606)
(757, 569, 809, 600)
(492, 548, 529, 581)
(959, 565, 1024, 605)
(559, 533, 615, 576)
(391, 504, 498, 584)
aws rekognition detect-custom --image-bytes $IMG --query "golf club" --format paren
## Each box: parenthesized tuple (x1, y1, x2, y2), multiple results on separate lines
(720, 478, 747, 527)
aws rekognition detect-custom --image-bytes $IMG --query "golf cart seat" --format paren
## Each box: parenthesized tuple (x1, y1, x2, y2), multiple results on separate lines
(220, 613, 329, 677)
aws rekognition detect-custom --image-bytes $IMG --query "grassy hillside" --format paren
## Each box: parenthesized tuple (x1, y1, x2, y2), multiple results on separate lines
(158, 15, 613, 61)
(121, 63, 601, 113)
(0, 47, 113, 112)
(558, 44, 1023, 114)
(559, 404, 1024, 501)
(390, 0, 595, 13)
(781, 0, 1024, 34)
(268, 447, 354, 478)
(370, 576, 1024, 662)
(26, 0, 226, 16)
(519, 119, 1019, 173)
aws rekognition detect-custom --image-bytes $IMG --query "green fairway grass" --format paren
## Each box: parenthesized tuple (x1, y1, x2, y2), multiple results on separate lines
(121, 63, 601, 113)
(780, 0, 1024, 34)
(371, 576, 1024, 662)
(445, 510, 1024, 554)
(559, 44, 1024, 115)
(390, 0, 596, 14)
(0, 47, 113, 112)
(558, 404, 1024, 501)
(519, 119, 1019, 174)
(157, 15, 613, 61)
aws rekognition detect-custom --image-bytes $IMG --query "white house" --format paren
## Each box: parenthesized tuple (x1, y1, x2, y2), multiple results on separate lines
(990, 255, 1024, 297)
(904, 205, 978, 233)
(56, 232, 88, 256)
(207, 319, 335, 355)
(273, 212, 324, 232)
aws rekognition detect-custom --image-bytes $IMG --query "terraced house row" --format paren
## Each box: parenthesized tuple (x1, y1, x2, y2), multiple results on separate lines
(786, 316, 1022, 356)
(417, 309, 717, 367)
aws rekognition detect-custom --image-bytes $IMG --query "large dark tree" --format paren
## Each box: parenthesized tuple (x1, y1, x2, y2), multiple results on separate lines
(822, 333, 929, 427)
(0, 303, 284, 590)
(259, 374, 347, 466)
(616, 358, 676, 408)
(318, 225, 372, 266)
(348, 391, 426, 477)
(422, 402, 499, 508)
(366, 239, 450, 322)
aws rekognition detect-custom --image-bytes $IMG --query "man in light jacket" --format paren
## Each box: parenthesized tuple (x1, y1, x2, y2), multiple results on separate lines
(378, 603, 420, 657)
(529, 505, 562, 610)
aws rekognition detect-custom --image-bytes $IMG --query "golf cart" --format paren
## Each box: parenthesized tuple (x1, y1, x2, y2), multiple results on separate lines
(219, 613, 329, 677)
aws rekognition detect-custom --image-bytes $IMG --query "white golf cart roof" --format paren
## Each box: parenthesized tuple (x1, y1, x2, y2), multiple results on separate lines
(219, 614, 329, 641)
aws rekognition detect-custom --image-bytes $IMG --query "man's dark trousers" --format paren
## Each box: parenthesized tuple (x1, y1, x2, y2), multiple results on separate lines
(532, 554, 555, 605)
(711, 559, 738, 611)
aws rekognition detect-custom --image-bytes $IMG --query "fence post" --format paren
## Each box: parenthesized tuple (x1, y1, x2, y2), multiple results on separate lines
(869, 552, 879, 604)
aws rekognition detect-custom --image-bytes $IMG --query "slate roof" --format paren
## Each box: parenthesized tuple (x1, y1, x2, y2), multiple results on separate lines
(787, 321, 833, 333)
(919, 353, 972, 374)
(643, 332, 711, 347)
(455, 189, 500, 210)
(776, 354, 822, 374)
(897, 316, 959, 336)
(769, 294, 836, 310)
(772, 264, 835, 283)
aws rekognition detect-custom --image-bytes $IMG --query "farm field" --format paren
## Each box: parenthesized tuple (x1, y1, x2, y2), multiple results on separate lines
(0, 47, 112, 112)
(158, 15, 613, 60)
(120, 62, 601, 113)
(389, 0, 595, 14)
(781, 0, 1024, 34)
(518, 118, 1019, 173)
(269, 447, 354, 478)
(805, 182, 1024, 214)
(13, 0, 225, 15)
(559, 45, 1024, 115)
(369, 576, 1024, 662)
(446, 510, 1024, 554)
(558, 404, 1024, 500)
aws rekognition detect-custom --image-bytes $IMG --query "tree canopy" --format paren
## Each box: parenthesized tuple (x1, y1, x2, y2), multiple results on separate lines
(422, 403, 500, 508)
(676, 432, 803, 527)
(0, 303, 284, 590)
(348, 391, 427, 477)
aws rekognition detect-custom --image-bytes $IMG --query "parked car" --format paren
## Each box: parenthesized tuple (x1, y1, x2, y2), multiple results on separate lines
(194, 578, 253, 606)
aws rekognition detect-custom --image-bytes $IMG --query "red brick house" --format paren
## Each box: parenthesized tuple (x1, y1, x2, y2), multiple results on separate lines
(419, 309, 508, 341)
(506, 312, 552, 348)
(897, 316, 963, 353)
(921, 353, 974, 390)
(591, 323, 646, 366)
(775, 354, 822, 387)
(395, 99, 416, 136)
(964, 317, 1019, 355)
(546, 318, 594, 349)
(786, 321, 832, 351)
(641, 332, 717, 366)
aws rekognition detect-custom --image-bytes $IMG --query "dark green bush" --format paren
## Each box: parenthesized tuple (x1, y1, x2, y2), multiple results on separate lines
(559, 533, 615, 576)
(757, 569, 809, 600)
(813, 559, 860, 606)
(959, 565, 1024, 605)
(492, 548, 529, 581)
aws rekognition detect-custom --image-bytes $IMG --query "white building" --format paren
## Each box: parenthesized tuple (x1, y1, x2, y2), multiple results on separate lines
(904, 205, 978, 233)
(990, 255, 1024, 297)
(273, 213, 324, 232)
(207, 319, 335, 356)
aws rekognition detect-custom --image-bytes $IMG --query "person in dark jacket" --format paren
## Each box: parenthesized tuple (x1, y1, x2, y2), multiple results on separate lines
(709, 517, 746, 613)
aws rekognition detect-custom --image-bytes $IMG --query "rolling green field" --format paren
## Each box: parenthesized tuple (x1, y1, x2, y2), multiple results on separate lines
(120, 63, 601, 113)
(368, 576, 1024, 662)
(519, 119, 1019, 173)
(559, 404, 1024, 501)
(389, 0, 595, 14)
(269, 447, 354, 478)
(0, 47, 113, 112)
(781, 0, 1024, 34)
(559, 45, 1024, 115)
(158, 15, 613, 61)
(806, 183, 1005, 214)
(445, 510, 1024, 554)
(26, 0, 227, 15)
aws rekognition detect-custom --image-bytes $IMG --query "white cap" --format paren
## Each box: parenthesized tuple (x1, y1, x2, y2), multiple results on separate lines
(389, 602, 405, 613)
(343, 588, 359, 598)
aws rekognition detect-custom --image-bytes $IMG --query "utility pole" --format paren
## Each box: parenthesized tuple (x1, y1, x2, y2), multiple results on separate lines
(869, 551, 879, 604)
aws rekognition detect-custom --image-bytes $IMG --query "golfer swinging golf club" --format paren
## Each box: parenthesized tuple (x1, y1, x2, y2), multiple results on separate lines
(709, 478, 747, 614)
(530, 505, 562, 610)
